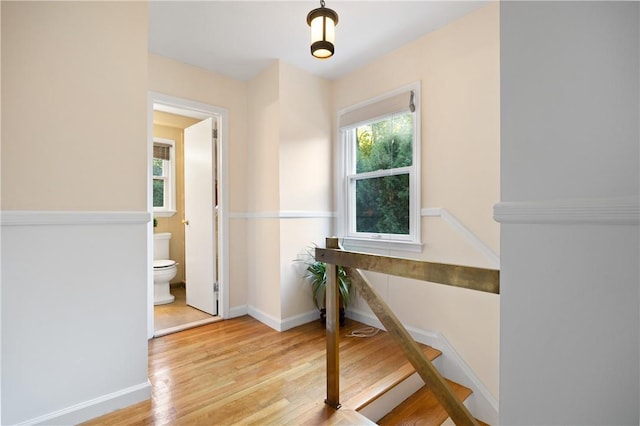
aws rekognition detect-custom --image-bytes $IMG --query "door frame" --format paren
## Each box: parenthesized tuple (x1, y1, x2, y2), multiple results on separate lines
(147, 92, 230, 339)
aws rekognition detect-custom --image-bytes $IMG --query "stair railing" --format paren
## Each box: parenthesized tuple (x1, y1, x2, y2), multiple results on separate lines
(316, 237, 500, 426)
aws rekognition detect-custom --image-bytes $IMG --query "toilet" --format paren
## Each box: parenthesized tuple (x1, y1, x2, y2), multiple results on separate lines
(153, 232, 177, 305)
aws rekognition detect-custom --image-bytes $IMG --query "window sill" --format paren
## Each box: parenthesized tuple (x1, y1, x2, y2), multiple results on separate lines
(153, 210, 176, 218)
(340, 237, 423, 253)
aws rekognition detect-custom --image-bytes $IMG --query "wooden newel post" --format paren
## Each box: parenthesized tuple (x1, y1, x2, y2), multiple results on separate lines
(324, 237, 341, 409)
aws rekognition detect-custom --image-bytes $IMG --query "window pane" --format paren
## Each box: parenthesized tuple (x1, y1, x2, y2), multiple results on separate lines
(153, 179, 164, 207)
(356, 113, 413, 173)
(356, 174, 409, 234)
(153, 159, 164, 177)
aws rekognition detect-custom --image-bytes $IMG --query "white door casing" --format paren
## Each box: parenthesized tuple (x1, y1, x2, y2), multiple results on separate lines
(148, 91, 229, 339)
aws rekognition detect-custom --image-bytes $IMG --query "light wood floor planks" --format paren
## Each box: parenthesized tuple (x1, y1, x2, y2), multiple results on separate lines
(83, 315, 428, 425)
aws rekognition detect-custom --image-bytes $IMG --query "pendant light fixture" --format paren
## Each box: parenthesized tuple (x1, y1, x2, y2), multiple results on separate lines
(307, 0, 339, 59)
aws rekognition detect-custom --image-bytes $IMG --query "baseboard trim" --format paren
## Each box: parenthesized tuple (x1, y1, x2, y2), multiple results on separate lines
(280, 309, 321, 331)
(247, 305, 282, 331)
(247, 305, 318, 332)
(228, 305, 249, 319)
(16, 381, 151, 426)
(346, 309, 498, 425)
(494, 196, 639, 225)
(1, 210, 151, 226)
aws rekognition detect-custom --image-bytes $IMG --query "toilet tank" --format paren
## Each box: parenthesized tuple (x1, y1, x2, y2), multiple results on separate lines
(153, 232, 172, 260)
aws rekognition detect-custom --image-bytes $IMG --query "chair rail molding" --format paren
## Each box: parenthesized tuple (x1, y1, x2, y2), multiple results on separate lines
(1, 210, 151, 226)
(494, 196, 640, 225)
(229, 210, 335, 219)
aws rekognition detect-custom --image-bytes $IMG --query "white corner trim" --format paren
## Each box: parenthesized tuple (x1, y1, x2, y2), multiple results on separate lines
(229, 210, 336, 219)
(17, 381, 151, 426)
(421, 208, 500, 268)
(346, 308, 498, 425)
(494, 196, 639, 225)
(1, 211, 151, 226)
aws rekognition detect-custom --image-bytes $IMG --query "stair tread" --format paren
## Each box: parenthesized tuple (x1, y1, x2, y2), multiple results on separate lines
(342, 344, 441, 411)
(377, 378, 474, 426)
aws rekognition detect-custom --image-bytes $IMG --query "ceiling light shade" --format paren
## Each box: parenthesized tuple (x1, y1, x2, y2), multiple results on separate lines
(307, 0, 339, 59)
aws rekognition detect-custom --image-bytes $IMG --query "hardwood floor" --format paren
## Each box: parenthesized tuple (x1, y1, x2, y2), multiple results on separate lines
(154, 285, 220, 336)
(83, 316, 430, 425)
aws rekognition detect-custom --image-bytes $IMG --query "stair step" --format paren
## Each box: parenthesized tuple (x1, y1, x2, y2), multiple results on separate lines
(377, 378, 476, 426)
(342, 344, 442, 412)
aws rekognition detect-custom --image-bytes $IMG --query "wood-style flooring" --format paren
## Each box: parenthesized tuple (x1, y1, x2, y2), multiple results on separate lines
(154, 285, 220, 336)
(83, 316, 429, 425)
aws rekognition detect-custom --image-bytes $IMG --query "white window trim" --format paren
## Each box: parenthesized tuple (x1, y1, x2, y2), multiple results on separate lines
(336, 82, 422, 252)
(153, 137, 176, 217)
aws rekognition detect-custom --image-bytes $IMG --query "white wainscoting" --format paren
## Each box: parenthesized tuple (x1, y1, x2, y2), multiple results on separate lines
(1, 211, 151, 425)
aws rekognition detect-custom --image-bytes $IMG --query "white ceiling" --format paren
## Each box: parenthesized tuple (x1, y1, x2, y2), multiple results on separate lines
(148, 1, 489, 81)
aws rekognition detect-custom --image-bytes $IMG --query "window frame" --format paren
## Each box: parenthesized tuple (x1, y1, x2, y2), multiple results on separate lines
(337, 83, 422, 252)
(153, 137, 176, 218)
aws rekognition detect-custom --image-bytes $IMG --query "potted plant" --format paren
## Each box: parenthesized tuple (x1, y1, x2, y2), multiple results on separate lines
(299, 247, 352, 326)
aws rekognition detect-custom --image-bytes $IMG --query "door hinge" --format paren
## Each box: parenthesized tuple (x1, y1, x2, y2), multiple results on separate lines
(212, 128, 218, 139)
(213, 282, 219, 292)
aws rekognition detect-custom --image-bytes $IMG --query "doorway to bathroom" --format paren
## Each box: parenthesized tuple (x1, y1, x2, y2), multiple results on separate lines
(148, 92, 229, 338)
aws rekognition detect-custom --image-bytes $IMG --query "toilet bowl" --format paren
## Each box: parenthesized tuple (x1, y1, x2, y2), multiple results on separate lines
(154, 233, 177, 305)
(154, 259, 177, 305)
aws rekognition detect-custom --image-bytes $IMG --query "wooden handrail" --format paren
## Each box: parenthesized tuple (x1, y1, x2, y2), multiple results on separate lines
(316, 245, 499, 294)
(318, 237, 499, 424)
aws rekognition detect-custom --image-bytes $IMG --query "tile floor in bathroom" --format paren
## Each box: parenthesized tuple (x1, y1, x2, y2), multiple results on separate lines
(153, 285, 220, 335)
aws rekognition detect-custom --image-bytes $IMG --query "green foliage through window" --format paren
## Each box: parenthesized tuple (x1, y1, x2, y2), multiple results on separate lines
(356, 114, 413, 173)
(153, 179, 164, 207)
(352, 112, 413, 235)
(153, 159, 164, 177)
(356, 174, 409, 234)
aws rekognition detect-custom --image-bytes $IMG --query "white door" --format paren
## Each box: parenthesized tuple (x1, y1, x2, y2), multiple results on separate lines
(184, 117, 217, 315)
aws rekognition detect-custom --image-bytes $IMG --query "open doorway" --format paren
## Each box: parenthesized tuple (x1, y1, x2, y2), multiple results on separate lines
(147, 92, 229, 338)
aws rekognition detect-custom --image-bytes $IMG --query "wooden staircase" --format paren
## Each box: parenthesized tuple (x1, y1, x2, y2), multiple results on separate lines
(378, 379, 475, 425)
(339, 337, 482, 425)
(316, 238, 499, 425)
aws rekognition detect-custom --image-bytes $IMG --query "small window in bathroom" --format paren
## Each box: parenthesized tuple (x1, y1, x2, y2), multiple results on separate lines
(153, 138, 176, 217)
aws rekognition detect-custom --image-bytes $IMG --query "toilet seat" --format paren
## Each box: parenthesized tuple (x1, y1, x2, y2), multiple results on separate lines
(154, 259, 176, 269)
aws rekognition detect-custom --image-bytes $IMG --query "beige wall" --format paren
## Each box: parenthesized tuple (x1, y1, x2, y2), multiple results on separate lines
(278, 62, 333, 319)
(333, 2, 500, 398)
(244, 61, 334, 325)
(246, 62, 282, 319)
(148, 53, 249, 310)
(247, 62, 281, 213)
(279, 62, 333, 212)
(2, 2, 147, 211)
(152, 111, 200, 284)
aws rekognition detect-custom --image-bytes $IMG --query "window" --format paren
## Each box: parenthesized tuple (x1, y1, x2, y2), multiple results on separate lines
(338, 85, 421, 251)
(153, 138, 176, 217)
